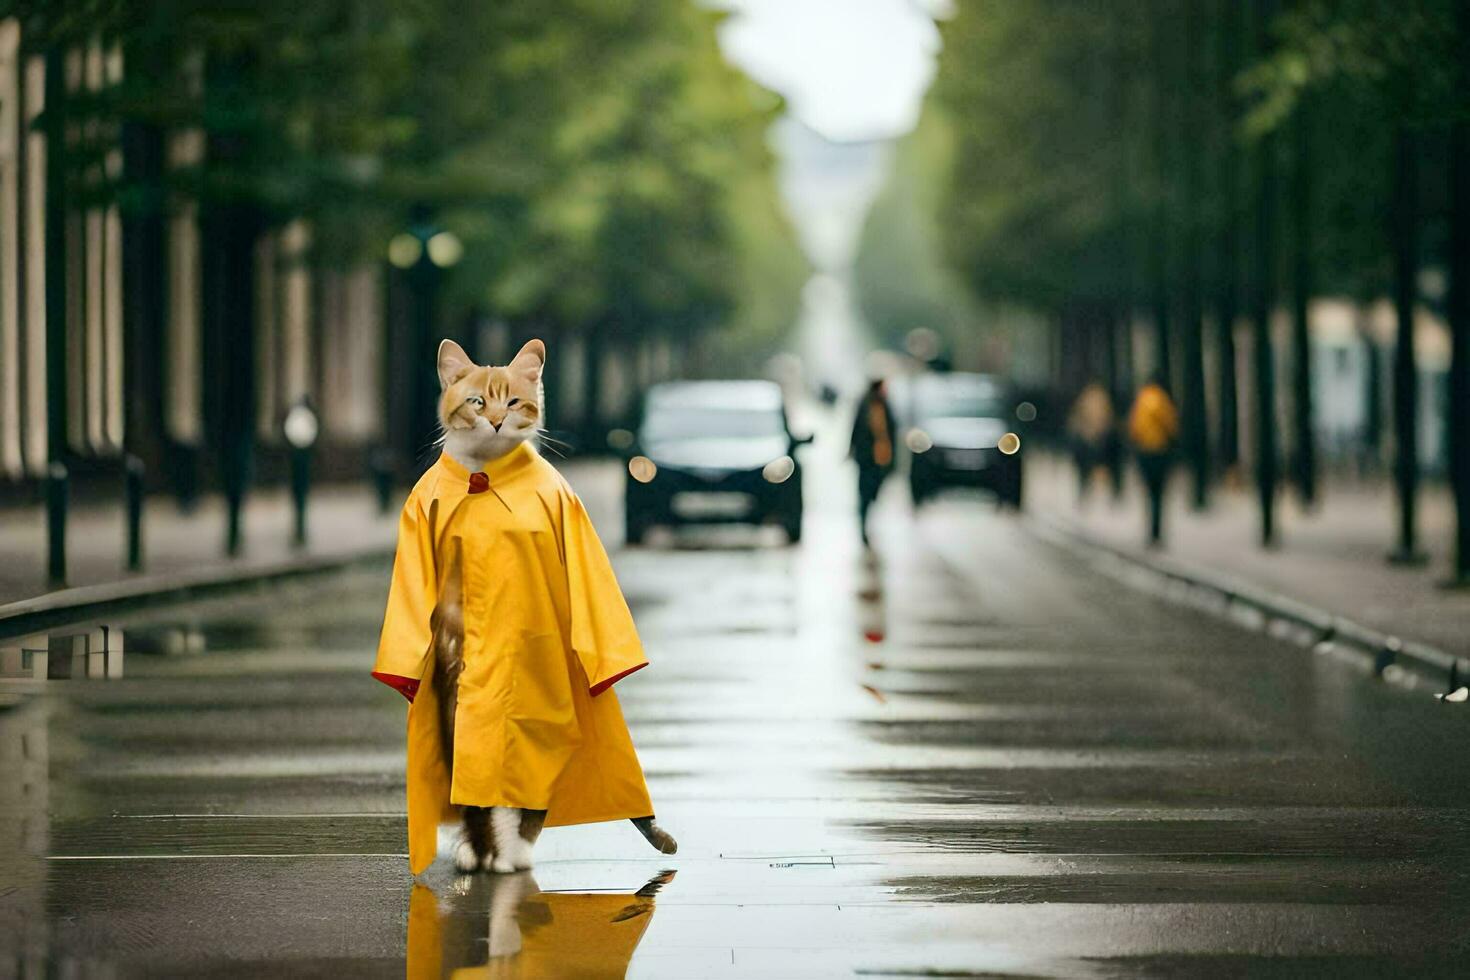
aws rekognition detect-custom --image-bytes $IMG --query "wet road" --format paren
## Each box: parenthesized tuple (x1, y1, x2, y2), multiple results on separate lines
(4, 437, 1470, 977)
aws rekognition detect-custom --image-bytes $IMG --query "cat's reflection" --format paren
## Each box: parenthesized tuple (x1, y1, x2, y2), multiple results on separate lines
(409, 869, 675, 979)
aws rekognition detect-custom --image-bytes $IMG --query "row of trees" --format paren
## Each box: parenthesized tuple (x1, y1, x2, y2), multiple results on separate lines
(5, 0, 805, 449)
(922, 0, 1469, 579)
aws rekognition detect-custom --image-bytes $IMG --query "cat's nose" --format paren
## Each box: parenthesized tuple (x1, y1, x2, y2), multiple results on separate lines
(487, 411, 507, 428)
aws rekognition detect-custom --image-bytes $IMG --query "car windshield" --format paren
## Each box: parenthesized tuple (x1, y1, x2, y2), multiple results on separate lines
(914, 379, 1005, 420)
(641, 406, 786, 443)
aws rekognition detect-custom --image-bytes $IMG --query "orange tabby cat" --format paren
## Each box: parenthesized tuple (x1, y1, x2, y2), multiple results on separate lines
(432, 338, 676, 874)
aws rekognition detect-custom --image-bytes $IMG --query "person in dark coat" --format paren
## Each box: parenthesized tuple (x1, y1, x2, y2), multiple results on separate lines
(850, 379, 897, 547)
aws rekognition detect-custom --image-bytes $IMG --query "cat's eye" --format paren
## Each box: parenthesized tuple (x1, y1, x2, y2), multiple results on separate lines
(507, 398, 520, 408)
(466, 395, 485, 409)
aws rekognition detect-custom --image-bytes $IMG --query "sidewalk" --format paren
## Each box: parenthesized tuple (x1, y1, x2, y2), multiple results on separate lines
(0, 457, 619, 617)
(1028, 453, 1470, 661)
(0, 486, 399, 610)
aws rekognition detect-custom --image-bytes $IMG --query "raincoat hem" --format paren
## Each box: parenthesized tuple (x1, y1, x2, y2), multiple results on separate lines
(543, 808, 654, 829)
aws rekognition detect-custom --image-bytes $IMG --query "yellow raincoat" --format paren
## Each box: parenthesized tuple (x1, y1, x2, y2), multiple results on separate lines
(373, 443, 654, 874)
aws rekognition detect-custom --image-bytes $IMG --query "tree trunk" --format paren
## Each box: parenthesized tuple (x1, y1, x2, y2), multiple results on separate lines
(1148, 0, 1173, 385)
(1289, 97, 1317, 507)
(1250, 0, 1279, 547)
(1102, 306, 1121, 401)
(1389, 124, 1421, 562)
(1180, 2, 1209, 509)
(1360, 312, 1383, 472)
(582, 321, 605, 449)
(1214, 0, 1242, 471)
(1108, 21, 1135, 416)
(121, 119, 166, 477)
(201, 205, 258, 556)
(1448, 1, 1470, 582)
(43, 50, 68, 464)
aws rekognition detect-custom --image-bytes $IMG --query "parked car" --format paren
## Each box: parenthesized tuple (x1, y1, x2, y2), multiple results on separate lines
(621, 381, 811, 544)
(894, 372, 1025, 508)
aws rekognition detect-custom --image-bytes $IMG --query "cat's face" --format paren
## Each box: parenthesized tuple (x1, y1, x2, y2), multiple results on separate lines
(437, 338, 544, 460)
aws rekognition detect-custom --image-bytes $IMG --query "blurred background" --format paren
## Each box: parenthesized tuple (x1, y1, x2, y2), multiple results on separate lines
(0, 0, 1466, 602)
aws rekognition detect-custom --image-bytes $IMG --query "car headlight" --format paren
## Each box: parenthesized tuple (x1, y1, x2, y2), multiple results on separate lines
(997, 432, 1021, 455)
(762, 456, 795, 484)
(628, 456, 658, 483)
(905, 428, 933, 454)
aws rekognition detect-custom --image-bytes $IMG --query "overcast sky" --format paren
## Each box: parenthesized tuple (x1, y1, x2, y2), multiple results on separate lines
(712, 0, 945, 144)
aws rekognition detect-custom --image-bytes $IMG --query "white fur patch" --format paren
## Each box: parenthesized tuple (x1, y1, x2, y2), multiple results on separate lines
(487, 806, 521, 874)
(453, 837, 479, 874)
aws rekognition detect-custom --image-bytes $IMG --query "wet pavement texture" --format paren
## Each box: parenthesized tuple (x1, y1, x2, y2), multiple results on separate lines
(4, 443, 1470, 978)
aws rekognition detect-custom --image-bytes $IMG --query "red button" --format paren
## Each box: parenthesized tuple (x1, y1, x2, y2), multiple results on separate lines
(468, 472, 490, 494)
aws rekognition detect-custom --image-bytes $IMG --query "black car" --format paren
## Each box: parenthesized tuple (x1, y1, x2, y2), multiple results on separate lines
(621, 381, 810, 544)
(896, 373, 1025, 508)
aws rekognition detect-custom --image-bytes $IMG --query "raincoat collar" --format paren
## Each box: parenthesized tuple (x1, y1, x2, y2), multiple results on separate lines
(435, 441, 536, 492)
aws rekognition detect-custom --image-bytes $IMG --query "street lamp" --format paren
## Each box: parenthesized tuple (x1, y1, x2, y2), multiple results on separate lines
(425, 231, 463, 268)
(283, 398, 319, 548)
(390, 211, 464, 463)
(388, 227, 461, 271)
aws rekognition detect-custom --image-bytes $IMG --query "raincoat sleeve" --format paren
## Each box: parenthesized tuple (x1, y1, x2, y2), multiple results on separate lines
(562, 490, 648, 696)
(372, 496, 437, 701)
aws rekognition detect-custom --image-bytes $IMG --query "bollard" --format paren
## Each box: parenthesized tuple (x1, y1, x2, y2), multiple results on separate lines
(291, 444, 311, 548)
(46, 461, 68, 586)
(125, 454, 145, 571)
(226, 488, 244, 557)
(283, 400, 319, 549)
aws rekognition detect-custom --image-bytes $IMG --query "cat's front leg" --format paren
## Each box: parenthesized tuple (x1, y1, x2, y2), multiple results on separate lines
(512, 809, 547, 870)
(486, 806, 524, 873)
(456, 806, 492, 874)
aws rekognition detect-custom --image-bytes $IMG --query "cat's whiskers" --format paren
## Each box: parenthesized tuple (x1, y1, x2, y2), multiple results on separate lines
(536, 432, 572, 459)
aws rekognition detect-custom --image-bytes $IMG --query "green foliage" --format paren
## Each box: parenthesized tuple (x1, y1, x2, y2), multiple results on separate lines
(1243, 0, 1461, 133)
(4, 0, 805, 356)
(928, 0, 1151, 313)
(909, 0, 1467, 323)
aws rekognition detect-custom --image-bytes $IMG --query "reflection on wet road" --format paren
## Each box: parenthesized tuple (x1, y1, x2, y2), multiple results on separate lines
(3, 442, 1470, 977)
(409, 870, 673, 978)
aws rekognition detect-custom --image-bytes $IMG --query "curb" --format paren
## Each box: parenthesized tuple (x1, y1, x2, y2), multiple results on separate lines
(1026, 512, 1469, 697)
(0, 460, 620, 642)
(0, 547, 394, 641)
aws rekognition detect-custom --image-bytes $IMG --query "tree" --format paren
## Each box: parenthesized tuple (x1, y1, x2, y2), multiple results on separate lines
(1248, 0, 1460, 560)
(6, 0, 805, 457)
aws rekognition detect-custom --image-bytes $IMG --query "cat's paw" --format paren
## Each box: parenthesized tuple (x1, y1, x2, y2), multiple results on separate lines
(510, 838, 535, 871)
(488, 851, 518, 874)
(453, 838, 480, 874)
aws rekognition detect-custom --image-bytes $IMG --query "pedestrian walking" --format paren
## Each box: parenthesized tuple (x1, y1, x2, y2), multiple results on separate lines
(850, 378, 897, 548)
(1067, 381, 1115, 504)
(1127, 375, 1179, 547)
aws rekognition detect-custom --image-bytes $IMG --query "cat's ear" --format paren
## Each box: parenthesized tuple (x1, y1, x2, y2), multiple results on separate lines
(437, 339, 475, 389)
(508, 339, 545, 383)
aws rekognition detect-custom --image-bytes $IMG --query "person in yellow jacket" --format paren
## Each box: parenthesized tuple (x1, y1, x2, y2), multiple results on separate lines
(1127, 375, 1180, 547)
(374, 338, 675, 876)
